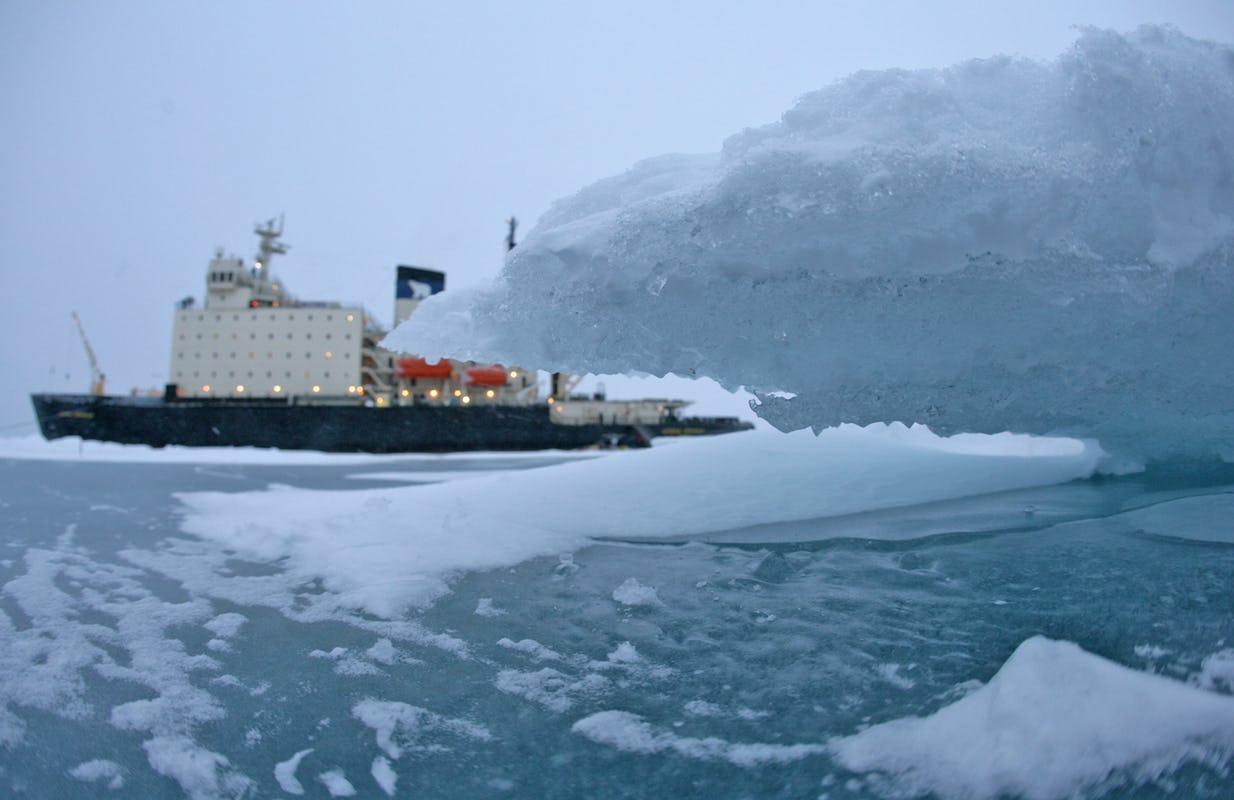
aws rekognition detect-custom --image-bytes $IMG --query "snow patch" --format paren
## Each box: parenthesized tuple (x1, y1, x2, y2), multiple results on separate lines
(68, 758, 124, 790)
(352, 699, 491, 760)
(371, 756, 397, 796)
(497, 637, 565, 662)
(273, 748, 313, 795)
(318, 767, 356, 797)
(572, 710, 827, 766)
(143, 735, 253, 800)
(474, 597, 506, 617)
(495, 668, 610, 713)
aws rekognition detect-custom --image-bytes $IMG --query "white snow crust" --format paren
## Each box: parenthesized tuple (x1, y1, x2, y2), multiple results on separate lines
(177, 425, 1101, 617)
(387, 26, 1234, 461)
(829, 636, 1234, 800)
(571, 709, 828, 767)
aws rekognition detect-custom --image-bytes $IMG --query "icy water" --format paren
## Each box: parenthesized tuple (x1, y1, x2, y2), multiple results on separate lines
(1, 455, 1232, 799)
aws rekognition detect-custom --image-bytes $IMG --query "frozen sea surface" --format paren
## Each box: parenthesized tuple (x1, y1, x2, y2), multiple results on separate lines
(1, 444, 1232, 799)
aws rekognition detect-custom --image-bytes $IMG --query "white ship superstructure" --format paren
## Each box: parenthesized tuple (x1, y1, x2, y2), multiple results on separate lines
(169, 219, 369, 401)
(164, 218, 708, 429)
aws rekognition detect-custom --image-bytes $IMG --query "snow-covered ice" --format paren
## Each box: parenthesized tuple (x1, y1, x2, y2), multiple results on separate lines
(172, 424, 1102, 618)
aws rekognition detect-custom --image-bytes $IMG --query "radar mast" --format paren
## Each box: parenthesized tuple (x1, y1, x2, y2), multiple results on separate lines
(253, 215, 288, 277)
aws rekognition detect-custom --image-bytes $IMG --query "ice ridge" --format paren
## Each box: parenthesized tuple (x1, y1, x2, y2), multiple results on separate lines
(388, 26, 1234, 461)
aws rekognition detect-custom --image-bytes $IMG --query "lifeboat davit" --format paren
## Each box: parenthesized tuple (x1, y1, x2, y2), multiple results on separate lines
(464, 366, 508, 387)
(395, 357, 454, 379)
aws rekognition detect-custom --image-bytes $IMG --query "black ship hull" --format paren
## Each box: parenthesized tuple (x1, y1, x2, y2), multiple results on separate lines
(30, 394, 752, 453)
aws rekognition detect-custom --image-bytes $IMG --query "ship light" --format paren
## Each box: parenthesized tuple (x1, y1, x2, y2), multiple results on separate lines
(556, 405, 564, 413)
(356, 386, 365, 395)
(429, 389, 439, 399)
(400, 389, 410, 397)
(273, 385, 282, 393)
(461, 395, 471, 404)
(202, 385, 211, 393)
(376, 396, 387, 407)
(249, 300, 258, 308)
(453, 389, 462, 397)
(347, 385, 355, 394)
(547, 397, 555, 404)
(312, 385, 321, 393)
(235, 384, 245, 393)
(346, 314, 355, 322)
(485, 389, 495, 398)
(509, 370, 518, 378)
(325, 351, 332, 359)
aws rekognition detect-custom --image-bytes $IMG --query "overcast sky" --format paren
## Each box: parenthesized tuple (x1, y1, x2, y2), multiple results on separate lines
(2, 1, 1231, 433)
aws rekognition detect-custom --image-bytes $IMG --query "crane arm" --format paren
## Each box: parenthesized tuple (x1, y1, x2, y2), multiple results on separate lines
(71, 311, 106, 396)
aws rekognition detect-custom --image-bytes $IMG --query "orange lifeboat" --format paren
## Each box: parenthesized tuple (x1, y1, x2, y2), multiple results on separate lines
(464, 366, 508, 387)
(395, 357, 454, 379)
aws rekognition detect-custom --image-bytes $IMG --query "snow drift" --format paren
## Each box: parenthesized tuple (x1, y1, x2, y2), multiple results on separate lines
(387, 26, 1234, 461)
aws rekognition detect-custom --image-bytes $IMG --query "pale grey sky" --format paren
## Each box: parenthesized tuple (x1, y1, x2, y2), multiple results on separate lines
(2, 1, 1231, 432)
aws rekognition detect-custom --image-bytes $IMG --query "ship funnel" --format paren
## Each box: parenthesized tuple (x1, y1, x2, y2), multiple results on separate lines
(394, 265, 445, 325)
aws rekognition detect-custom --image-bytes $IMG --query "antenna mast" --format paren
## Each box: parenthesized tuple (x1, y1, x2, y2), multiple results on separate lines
(506, 216, 518, 252)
